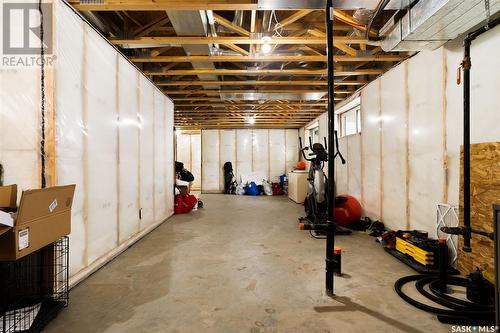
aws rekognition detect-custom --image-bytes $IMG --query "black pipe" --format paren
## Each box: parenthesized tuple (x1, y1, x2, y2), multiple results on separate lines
(462, 36, 472, 252)
(494, 204, 500, 330)
(365, 0, 390, 40)
(325, 0, 336, 297)
(461, 15, 500, 252)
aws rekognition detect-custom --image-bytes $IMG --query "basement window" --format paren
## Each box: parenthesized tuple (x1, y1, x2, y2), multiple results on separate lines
(310, 126, 320, 144)
(338, 98, 361, 138)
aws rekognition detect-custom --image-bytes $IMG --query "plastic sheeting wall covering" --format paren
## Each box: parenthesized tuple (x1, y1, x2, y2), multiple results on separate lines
(175, 133, 201, 190)
(299, 24, 500, 236)
(0, 1, 175, 280)
(201, 129, 299, 192)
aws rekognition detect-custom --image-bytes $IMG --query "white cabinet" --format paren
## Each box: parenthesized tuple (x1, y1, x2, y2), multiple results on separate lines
(288, 171, 308, 204)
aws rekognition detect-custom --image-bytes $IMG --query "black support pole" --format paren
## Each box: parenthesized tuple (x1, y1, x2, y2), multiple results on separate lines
(461, 15, 500, 252)
(494, 204, 500, 330)
(462, 37, 472, 252)
(325, 0, 335, 297)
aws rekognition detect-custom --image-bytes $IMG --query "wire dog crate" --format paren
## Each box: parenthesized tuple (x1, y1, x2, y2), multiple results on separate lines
(0, 237, 69, 333)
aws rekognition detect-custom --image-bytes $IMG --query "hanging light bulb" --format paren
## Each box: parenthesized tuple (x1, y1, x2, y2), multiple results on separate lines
(247, 116, 256, 125)
(260, 36, 273, 54)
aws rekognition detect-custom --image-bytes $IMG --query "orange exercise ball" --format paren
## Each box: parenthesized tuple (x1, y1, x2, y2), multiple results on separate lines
(296, 161, 307, 170)
(334, 194, 362, 227)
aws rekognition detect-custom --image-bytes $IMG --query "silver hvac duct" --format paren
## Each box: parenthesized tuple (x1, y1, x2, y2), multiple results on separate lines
(382, 0, 500, 51)
(166, 10, 219, 88)
(257, 0, 419, 10)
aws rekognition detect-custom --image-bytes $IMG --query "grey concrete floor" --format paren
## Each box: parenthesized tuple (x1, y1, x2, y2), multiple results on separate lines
(45, 195, 451, 333)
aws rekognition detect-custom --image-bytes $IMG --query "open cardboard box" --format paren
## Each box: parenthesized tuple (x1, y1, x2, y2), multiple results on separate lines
(0, 184, 17, 211)
(0, 185, 75, 261)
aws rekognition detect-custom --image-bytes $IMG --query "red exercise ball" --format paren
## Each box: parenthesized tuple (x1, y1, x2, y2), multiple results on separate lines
(296, 160, 307, 170)
(334, 194, 362, 227)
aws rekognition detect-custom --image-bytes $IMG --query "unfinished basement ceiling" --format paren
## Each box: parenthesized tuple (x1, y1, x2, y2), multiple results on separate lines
(69, 0, 409, 129)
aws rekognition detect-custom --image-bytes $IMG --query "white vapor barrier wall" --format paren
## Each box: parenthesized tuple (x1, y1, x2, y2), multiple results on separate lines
(201, 129, 299, 192)
(175, 133, 201, 190)
(0, 2, 175, 282)
(299, 24, 500, 236)
(201, 130, 220, 191)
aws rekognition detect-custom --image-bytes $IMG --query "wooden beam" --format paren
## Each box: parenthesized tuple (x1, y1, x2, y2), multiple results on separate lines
(174, 102, 328, 107)
(159, 80, 331, 86)
(332, 9, 378, 37)
(133, 15, 169, 38)
(274, 10, 314, 30)
(111, 36, 380, 46)
(150, 46, 172, 57)
(69, 0, 259, 11)
(213, 13, 250, 37)
(307, 28, 326, 38)
(130, 54, 404, 63)
(171, 96, 343, 101)
(146, 68, 383, 76)
(223, 44, 249, 56)
(175, 111, 326, 115)
(165, 89, 336, 94)
(334, 43, 357, 56)
(250, 10, 257, 54)
(121, 11, 142, 27)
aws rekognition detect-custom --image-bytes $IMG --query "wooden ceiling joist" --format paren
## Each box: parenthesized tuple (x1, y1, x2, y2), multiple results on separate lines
(164, 89, 331, 94)
(274, 10, 315, 30)
(174, 102, 328, 107)
(130, 54, 404, 63)
(223, 44, 250, 56)
(332, 9, 378, 37)
(69, 0, 259, 11)
(172, 97, 342, 101)
(213, 13, 250, 36)
(68, 2, 410, 129)
(157, 80, 365, 86)
(146, 68, 384, 76)
(133, 15, 169, 38)
(111, 36, 380, 46)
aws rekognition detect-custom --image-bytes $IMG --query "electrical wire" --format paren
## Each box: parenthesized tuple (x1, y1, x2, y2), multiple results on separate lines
(38, 0, 47, 188)
(366, 0, 391, 40)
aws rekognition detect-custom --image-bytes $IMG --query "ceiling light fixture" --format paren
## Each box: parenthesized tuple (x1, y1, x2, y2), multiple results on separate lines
(261, 36, 273, 54)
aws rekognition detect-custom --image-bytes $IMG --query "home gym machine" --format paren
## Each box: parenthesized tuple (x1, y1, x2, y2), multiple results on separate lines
(395, 13, 500, 326)
(298, 0, 338, 297)
(298, 131, 351, 238)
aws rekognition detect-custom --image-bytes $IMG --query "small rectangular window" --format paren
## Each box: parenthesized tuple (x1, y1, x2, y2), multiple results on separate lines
(337, 99, 361, 138)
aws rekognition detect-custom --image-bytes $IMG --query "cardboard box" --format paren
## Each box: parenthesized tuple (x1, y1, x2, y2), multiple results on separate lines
(0, 185, 75, 261)
(0, 184, 17, 211)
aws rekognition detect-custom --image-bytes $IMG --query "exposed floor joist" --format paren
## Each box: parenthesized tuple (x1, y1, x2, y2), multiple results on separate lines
(68, 4, 409, 129)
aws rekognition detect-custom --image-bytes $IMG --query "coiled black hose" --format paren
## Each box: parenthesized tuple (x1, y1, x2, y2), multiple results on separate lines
(394, 274, 494, 325)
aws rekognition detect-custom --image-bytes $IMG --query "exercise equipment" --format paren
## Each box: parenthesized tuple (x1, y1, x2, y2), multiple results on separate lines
(298, 132, 351, 237)
(334, 194, 362, 227)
